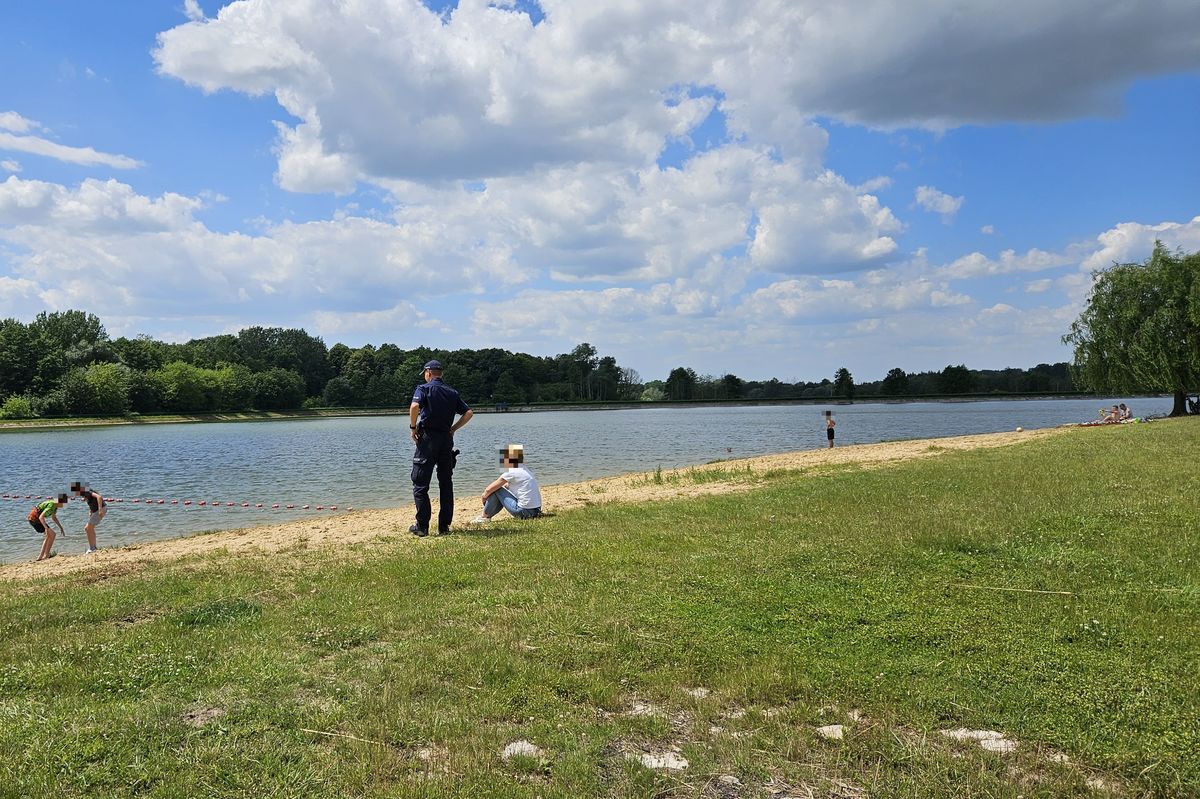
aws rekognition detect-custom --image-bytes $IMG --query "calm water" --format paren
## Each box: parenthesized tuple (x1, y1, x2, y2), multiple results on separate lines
(0, 396, 1168, 563)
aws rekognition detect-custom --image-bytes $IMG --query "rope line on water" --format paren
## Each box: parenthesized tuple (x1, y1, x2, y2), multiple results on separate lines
(1, 493, 353, 512)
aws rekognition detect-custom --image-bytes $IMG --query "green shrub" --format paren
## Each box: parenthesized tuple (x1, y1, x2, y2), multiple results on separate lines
(0, 394, 35, 419)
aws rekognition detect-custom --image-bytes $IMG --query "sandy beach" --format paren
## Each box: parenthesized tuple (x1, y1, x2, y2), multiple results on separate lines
(1, 427, 1064, 583)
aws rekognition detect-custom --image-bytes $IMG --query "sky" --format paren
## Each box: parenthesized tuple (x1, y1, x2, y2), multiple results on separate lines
(1, 1, 1198, 384)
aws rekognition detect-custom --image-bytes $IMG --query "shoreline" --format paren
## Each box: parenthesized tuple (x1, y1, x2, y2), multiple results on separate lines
(0, 393, 1168, 433)
(0, 426, 1069, 583)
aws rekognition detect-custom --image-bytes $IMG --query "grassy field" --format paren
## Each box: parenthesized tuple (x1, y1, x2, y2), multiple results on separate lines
(1, 422, 1197, 798)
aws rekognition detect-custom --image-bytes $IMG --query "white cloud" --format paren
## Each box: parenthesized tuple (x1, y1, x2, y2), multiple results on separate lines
(0, 115, 142, 170)
(915, 185, 964, 223)
(856, 176, 892, 193)
(153, 0, 1200, 190)
(0, 112, 39, 134)
(941, 247, 1074, 279)
(0, 176, 520, 328)
(0, 275, 45, 318)
(750, 171, 901, 272)
(0, 176, 201, 233)
(0, 160, 19, 173)
(742, 269, 969, 322)
(981, 224, 995, 234)
(311, 301, 433, 338)
(1080, 215, 1200, 272)
(183, 0, 205, 22)
(1025, 278, 1053, 293)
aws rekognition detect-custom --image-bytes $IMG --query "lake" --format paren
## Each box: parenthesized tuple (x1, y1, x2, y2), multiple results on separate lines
(0, 396, 1168, 564)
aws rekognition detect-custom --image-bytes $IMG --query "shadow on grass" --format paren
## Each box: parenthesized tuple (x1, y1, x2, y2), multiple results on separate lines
(445, 525, 527, 538)
(447, 514, 555, 538)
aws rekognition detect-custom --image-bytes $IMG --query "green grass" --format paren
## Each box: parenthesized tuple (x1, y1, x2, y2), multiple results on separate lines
(2, 422, 1198, 798)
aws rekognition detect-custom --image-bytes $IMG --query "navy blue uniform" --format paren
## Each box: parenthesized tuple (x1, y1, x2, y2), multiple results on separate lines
(411, 378, 470, 531)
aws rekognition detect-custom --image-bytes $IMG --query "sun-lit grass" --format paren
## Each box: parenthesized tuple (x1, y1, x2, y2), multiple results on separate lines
(1, 421, 1197, 797)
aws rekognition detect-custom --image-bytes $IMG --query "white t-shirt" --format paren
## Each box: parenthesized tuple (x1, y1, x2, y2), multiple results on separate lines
(501, 466, 542, 509)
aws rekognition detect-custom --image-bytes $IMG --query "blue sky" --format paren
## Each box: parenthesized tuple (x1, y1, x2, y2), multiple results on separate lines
(1, 1, 1198, 383)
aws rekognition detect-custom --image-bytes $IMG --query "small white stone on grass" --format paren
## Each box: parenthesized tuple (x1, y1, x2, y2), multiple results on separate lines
(980, 737, 1017, 754)
(816, 724, 845, 740)
(939, 728, 1016, 755)
(939, 728, 1005, 742)
(627, 700, 661, 717)
(718, 774, 742, 787)
(501, 740, 544, 760)
(637, 749, 689, 770)
(686, 687, 710, 699)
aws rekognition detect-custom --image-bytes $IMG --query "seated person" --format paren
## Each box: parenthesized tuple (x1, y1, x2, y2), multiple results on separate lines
(1101, 404, 1120, 423)
(473, 444, 542, 522)
(1118, 403, 1132, 421)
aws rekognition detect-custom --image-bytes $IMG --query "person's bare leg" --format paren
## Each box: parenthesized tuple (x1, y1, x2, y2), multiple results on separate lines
(85, 523, 97, 551)
(37, 529, 55, 561)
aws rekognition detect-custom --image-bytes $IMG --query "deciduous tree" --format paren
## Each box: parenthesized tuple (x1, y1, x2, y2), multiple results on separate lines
(833, 367, 854, 398)
(1064, 243, 1200, 415)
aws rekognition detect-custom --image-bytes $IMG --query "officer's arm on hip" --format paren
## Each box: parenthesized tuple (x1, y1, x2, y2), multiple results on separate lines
(451, 408, 474, 434)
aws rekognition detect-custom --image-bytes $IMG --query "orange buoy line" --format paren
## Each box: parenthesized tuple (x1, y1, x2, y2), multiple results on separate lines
(1, 493, 351, 512)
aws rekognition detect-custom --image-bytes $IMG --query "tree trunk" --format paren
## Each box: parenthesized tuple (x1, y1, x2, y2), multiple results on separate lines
(1171, 389, 1188, 416)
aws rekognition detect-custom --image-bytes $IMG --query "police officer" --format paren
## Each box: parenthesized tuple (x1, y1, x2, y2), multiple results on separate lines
(409, 359, 473, 536)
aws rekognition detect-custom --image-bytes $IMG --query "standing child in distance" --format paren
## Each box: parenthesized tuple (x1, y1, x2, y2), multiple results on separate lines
(825, 410, 836, 448)
(30, 494, 68, 561)
(71, 481, 106, 554)
(473, 444, 543, 522)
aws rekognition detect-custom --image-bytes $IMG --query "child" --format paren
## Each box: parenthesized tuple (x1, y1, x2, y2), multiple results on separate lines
(71, 481, 106, 554)
(825, 410, 836, 448)
(472, 444, 543, 522)
(30, 494, 68, 561)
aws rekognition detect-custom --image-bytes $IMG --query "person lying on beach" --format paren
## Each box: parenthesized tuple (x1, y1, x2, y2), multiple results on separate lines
(472, 444, 543, 522)
(29, 494, 68, 561)
(71, 481, 106, 554)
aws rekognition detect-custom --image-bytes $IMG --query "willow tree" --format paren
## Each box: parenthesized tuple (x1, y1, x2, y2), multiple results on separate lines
(1063, 243, 1200, 416)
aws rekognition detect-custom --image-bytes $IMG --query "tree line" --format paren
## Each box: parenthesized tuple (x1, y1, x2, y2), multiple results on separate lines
(0, 311, 1085, 420)
(0, 319, 655, 418)
(650, 361, 1074, 402)
(24, 258, 1200, 422)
